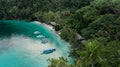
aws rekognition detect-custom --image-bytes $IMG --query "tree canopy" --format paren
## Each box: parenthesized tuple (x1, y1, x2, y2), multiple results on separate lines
(0, 0, 120, 67)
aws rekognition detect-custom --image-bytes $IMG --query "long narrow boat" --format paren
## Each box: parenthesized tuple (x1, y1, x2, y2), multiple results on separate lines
(41, 48, 56, 54)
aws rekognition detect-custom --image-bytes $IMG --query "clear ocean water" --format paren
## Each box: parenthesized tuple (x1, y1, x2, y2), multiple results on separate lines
(0, 20, 72, 67)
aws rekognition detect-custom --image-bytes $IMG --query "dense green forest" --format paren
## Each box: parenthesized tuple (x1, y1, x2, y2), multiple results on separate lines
(0, 0, 120, 67)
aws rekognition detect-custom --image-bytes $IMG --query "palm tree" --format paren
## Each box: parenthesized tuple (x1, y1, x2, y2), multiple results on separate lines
(76, 40, 105, 67)
(48, 57, 71, 67)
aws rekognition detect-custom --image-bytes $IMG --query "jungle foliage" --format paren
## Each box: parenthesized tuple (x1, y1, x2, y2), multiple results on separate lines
(0, 0, 120, 67)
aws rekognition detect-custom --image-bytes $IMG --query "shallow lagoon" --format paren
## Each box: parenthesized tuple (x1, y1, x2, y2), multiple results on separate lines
(0, 20, 72, 67)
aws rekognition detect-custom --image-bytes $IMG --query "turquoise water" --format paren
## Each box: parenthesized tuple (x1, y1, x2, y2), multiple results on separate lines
(0, 20, 71, 67)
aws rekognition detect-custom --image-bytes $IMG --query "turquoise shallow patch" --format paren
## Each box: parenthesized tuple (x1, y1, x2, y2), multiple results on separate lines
(0, 20, 73, 67)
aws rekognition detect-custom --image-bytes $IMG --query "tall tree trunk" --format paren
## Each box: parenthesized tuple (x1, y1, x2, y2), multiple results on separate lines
(91, 61, 94, 67)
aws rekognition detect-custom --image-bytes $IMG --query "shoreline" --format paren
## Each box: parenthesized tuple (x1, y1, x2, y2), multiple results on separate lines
(33, 21, 59, 34)
(33, 21, 85, 43)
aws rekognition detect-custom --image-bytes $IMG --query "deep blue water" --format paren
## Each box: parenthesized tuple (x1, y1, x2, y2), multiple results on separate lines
(0, 20, 72, 67)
